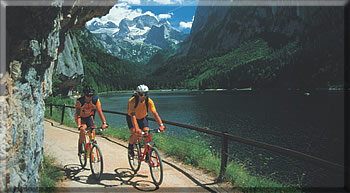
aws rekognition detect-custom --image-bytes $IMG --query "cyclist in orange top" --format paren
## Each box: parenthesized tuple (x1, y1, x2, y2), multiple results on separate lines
(75, 86, 108, 154)
(126, 84, 166, 156)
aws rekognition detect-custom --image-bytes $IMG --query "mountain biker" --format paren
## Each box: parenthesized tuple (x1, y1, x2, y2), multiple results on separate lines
(75, 86, 108, 154)
(127, 84, 166, 157)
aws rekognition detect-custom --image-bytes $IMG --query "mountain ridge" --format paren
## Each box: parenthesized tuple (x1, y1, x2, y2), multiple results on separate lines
(149, 5, 344, 90)
(86, 14, 189, 64)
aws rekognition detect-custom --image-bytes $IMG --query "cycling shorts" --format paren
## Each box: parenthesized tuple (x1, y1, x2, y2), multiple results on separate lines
(126, 115, 149, 129)
(81, 116, 95, 129)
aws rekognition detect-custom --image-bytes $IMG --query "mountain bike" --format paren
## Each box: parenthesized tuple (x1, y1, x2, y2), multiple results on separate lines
(128, 128, 164, 186)
(78, 126, 105, 180)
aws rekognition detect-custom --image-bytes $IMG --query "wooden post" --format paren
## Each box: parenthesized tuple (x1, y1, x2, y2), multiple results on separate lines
(61, 104, 65, 124)
(50, 104, 53, 117)
(218, 132, 228, 182)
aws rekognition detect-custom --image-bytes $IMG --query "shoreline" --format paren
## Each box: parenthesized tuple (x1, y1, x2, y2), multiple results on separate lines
(98, 87, 345, 95)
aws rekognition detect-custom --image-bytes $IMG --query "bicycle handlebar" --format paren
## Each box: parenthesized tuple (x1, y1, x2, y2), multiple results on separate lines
(79, 125, 108, 132)
(141, 128, 161, 135)
(98, 124, 109, 132)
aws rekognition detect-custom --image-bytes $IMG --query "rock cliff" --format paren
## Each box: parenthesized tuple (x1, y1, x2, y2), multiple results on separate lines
(55, 31, 84, 96)
(2, 1, 116, 191)
(178, 4, 343, 57)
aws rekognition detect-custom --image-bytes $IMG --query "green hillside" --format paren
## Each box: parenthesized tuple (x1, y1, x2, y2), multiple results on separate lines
(149, 35, 342, 90)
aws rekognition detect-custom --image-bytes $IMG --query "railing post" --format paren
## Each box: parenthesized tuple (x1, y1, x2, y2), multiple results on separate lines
(50, 104, 53, 117)
(218, 131, 228, 182)
(61, 104, 65, 124)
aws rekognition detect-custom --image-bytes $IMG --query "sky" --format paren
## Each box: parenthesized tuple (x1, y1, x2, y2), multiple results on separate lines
(86, 0, 199, 34)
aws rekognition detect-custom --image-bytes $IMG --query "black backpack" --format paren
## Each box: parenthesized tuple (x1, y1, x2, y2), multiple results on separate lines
(132, 94, 149, 112)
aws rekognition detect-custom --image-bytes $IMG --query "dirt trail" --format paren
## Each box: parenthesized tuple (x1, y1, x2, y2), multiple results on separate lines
(43, 119, 238, 192)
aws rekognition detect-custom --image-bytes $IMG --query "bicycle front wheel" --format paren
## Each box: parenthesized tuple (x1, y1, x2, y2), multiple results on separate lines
(149, 147, 163, 186)
(78, 141, 87, 168)
(128, 143, 141, 173)
(90, 144, 103, 180)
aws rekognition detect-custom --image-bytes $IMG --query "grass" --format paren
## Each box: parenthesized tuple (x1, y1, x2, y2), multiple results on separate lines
(39, 154, 64, 193)
(103, 127, 302, 192)
(44, 104, 302, 192)
(44, 103, 77, 128)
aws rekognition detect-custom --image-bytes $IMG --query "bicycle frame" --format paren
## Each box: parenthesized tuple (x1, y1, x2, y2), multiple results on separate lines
(136, 131, 158, 167)
(128, 128, 163, 185)
(84, 128, 99, 161)
(85, 129, 95, 144)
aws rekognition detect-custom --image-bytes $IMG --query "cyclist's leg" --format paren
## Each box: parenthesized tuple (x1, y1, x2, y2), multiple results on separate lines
(79, 124, 87, 144)
(87, 116, 95, 141)
(79, 119, 87, 154)
(140, 117, 150, 161)
(126, 115, 141, 155)
(141, 117, 150, 143)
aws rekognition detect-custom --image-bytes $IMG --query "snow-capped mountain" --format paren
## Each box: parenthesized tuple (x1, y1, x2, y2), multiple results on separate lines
(87, 21, 119, 35)
(86, 15, 188, 64)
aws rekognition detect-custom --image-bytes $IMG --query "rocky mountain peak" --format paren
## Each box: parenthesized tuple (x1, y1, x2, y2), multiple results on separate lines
(86, 14, 188, 64)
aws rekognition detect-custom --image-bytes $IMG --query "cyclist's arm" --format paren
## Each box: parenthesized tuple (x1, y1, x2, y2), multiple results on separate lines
(96, 99, 107, 125)
(75, 101, 82, 127)
(130, 112, 140, 131)
(149, 99, 165, 130)
(151, 111, 165, 131)
(151, 111, 163, 126)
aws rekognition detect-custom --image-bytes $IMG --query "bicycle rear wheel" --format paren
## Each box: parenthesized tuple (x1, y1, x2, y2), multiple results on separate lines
(128, 143, 141, 173)
(149, 147, 163, 186)
(78, 141, 87, 168)
(90, 144, 103, 180)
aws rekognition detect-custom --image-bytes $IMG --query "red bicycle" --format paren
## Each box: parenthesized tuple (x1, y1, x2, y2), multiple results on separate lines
(128, 128, 164, 186)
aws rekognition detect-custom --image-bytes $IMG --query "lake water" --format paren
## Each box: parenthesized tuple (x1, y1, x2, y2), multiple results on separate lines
(99, 90, 344, 187)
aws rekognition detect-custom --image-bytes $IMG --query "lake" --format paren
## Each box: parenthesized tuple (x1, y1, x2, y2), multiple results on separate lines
(99, 90, 344, 188)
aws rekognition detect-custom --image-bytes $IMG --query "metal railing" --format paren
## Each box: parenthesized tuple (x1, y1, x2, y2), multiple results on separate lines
(47, 103, 345, 181)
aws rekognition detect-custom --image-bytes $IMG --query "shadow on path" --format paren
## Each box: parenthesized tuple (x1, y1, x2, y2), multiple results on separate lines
(103, 135, 216, 192)
(46, 119, 217, 192)
(114, 168, 159, 191)
(63, 164, 124, 187)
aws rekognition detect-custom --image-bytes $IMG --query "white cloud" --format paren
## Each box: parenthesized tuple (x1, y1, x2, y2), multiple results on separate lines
(118, 0, 142, 5)
(98, 3, 144, 25)
(158, 13, 173, 20)
(118, 0, 197, 6)
(179, 21, 192, 29)
(86, 2, 176, 26)
(152, 0, 173, 5)
(179, 16, 194, 29)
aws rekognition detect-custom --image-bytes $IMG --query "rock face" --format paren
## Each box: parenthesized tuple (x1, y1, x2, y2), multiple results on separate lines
(55, 31, 84, 96)
(178, 4, 343, 57)
(2, 1, 115, 192)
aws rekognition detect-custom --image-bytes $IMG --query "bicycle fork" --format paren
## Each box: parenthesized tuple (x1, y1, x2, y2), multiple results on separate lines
(144, 143, 160, 167)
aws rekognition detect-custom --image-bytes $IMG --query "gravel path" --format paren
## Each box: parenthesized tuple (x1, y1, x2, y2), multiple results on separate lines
(43, 119, 238, 192)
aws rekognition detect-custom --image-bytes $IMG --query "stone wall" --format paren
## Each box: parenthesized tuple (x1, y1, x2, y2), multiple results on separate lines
(1, 1, 116, 192)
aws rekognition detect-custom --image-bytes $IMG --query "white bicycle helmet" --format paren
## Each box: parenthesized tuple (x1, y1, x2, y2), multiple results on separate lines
(136, 84, 149, 92)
